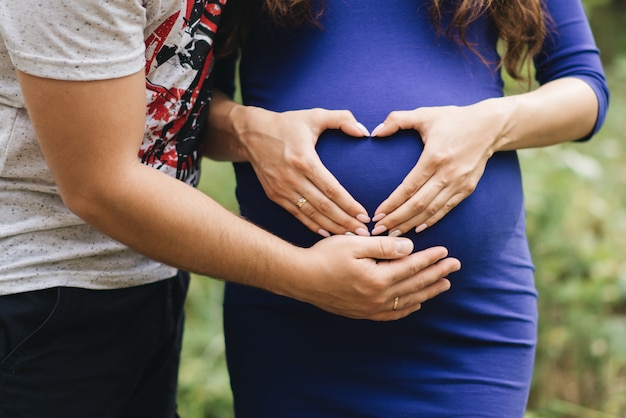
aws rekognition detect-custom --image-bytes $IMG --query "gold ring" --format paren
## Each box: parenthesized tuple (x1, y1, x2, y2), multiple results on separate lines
(295, 197, 307, 208)
(392, 296, 399, 311)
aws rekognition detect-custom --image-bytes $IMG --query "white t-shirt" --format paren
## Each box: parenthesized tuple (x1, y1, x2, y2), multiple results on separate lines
(0, 0, 226, 294)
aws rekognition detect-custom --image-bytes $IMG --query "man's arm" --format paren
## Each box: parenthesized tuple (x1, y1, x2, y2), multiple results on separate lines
(18, 70, 459, 320)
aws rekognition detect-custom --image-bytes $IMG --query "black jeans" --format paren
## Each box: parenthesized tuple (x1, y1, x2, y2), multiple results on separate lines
(0, 272, 189, 418)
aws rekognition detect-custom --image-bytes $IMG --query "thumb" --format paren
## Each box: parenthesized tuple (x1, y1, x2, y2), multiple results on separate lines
(320, 109, 370, 138)
(371, 109, 425, 138)
(352, 237, 415, 260)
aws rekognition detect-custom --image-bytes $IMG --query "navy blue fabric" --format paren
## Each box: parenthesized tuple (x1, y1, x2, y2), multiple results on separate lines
(215, 1, 608, 416)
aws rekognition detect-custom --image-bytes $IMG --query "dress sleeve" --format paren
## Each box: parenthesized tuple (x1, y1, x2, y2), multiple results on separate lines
(534, 0, 610, 140)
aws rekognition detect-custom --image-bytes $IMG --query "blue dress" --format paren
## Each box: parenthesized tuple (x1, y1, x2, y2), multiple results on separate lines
(213, 1, 608, 416)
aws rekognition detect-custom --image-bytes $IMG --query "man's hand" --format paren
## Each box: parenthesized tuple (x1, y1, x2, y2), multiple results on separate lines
(285, 235, 460, 321)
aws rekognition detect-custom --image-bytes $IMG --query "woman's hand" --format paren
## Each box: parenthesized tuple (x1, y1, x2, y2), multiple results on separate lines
(370, 101, 501, 236)
(244, 107, 374, 237)
(207, 96, 373, 237)
(369, 78, 600, 236)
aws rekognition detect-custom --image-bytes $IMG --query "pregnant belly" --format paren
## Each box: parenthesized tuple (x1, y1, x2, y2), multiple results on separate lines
(234, 129, 529, 268)
(316, 130, 423, 213)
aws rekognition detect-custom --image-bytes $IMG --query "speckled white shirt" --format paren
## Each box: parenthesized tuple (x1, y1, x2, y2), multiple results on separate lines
(0, 0, 226, 294)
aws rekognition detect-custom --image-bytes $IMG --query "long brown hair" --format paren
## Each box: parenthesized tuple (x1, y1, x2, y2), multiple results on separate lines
(430, 0, 549, 80)
(217, 0, 550, 80)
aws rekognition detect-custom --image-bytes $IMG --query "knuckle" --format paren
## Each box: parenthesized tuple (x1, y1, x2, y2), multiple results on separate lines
(369, 279, 388, 295)
(443, 200, 457, 213)
(437, 175, 450, 188)
(300, 204, 317, 217)
(358, 297, 380, 314)
(424, 204, 438, 217)
(321, 184, 341, 200)
(264, 188, 280, 201)
(412, 274, 429, 292)
(371, 296, 389, 311)
(376, 239, 392, 260)
(410, 198, 427, 213)
(285, 154, 313, 174)
(401, 295, 418, 310)
(290, 159, 311, 174)
(316, 199, 333, 214)
(461, 183, 476, 195)
(386, 111, 399, 123)
(430, 151, 450, 166)
(402, 181, 420, 197)
(361, 272, 388, 295)
(337, 109, 352, 119)
(309, 107, 324, 118)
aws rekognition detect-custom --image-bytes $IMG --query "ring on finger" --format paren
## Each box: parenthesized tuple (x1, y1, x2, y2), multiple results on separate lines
(392, 296, 399, 311)
(295, 197, 307, 208)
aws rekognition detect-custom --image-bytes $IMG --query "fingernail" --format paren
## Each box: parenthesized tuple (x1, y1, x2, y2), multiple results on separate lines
(371, 225, 387, 235)
(395, 240, 413, 254)
(355, 122, 370, 137)
(318, 228, 331, 238)
(372, 213, 386, 222)
(415, 223, 427, 233)
(355, 227, 370, 236)
(371, 123, 385, 137)
(356, 213, 371, 223)
(388, 229, 402, 237)
(344, 231, 356, 236)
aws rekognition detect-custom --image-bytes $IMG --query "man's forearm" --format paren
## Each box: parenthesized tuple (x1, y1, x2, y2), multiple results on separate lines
(75, 162, 300, 295)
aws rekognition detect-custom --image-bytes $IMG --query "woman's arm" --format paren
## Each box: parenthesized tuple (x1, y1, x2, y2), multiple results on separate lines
(370, 77, 601, 235)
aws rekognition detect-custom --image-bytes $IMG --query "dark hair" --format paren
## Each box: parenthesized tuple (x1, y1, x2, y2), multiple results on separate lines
(217, 0, 550, 80)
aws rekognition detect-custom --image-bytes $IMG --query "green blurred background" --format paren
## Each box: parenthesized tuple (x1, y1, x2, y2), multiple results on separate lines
(178, 2, 626, 416)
